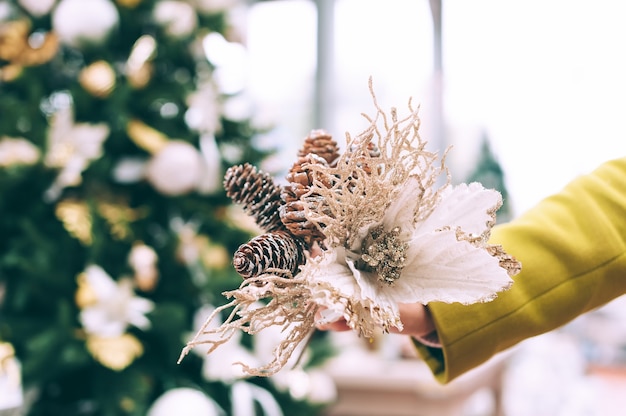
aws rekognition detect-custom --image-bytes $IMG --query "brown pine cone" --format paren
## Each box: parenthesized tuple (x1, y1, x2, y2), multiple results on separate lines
(298, 129, 340, 167)
(233, 230, 306, 279)
(280, 154, 329, 246)
(224, 163, 284, 232)
(346, 140, 382, 175)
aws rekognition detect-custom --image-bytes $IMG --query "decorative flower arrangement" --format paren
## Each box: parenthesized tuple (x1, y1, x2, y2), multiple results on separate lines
(178, 79, 522, 376)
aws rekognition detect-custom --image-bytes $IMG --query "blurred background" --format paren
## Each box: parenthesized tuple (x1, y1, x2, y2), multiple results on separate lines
(1, 0, 625, 415)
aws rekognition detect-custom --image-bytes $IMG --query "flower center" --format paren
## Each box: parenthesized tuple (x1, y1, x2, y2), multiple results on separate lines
(360, 225, 408, 285)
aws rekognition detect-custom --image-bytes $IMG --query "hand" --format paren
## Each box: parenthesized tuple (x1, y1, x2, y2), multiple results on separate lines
(316, 303, 436, 338)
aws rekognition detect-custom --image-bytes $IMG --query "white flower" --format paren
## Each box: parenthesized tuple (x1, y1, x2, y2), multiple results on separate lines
(44, 106, 109, 201)
(309, 178, 514, 335)
(178, 78, 520, 376)
(78, 265, 154, 337)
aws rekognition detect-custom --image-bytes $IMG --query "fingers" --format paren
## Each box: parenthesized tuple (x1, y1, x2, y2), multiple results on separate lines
(396, 303, 435, 337)
(316, 319, 352, 332)
(315, 303, 435, 337)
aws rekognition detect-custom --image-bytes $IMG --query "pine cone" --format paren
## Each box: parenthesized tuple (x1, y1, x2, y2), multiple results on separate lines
(280, 154, 329, 246)
(346, 140, 381, 175)
(298, 129, 340, 166)
(233, 230, 306, 279)
(224, 163, 284, 232)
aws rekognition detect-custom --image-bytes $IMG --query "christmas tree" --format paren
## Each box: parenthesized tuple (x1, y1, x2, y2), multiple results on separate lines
(0, 0, 335, 415)
(464, 132, 513, 223)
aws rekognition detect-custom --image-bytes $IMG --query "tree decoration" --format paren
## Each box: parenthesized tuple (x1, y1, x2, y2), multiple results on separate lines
(85, 333, 144, 371)
(115, 0, 143, 9)
(153, 1, 198, 39)
(0, 136, 40, 167)
(128, 242, 159, 292)
(0, 19, 59, 81)
(17, 0, 57, 17)
(124, 35, 156, 89)
(76, 265, 154, 337)
(1, 1, 331, 413)
(179, 79, 522, 376)
(97, 199, 145, 241)
(52, 0, 119, 47)
(75, 264, 152, 370)
(126, 119, 169, 154)
(44, 105, 110, 201)
(147, 388, 221, 416)
(55, 199, 93, 245)
(78, 60, 116, 98)
(224, 163, 285, 233)
(233, 230, 305, 279)
(145, 140, 204, 196)
(0, 341, 22, 413)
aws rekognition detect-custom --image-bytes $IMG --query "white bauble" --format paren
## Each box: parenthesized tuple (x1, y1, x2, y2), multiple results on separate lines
(147, 388, 220, 416)
(153, 1, 197, 38)
(196, 134, 222, 195)
(145, 141, 202, 196)
(18, 0, 56, 17)
(52, 0, 119, 47)
(191, 0, 240, 14)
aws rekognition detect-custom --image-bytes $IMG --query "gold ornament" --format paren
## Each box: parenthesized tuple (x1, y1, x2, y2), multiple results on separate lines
(0, 20, 59, 81)
(86, 334, 144, 371)
(98, 200, 147, 241)
(0, 342, 16, 372)
(125, 35, 156, 89)
(126, 119, 169, 155)
(129, 242, 159, 292)
(0, 342, 21, 392)
(0, 64, 22, 82)
(115, 0, 144, 8)
(201, 240, 230, 270)
(75, 271, 98, 308)
(0, 136, 41, 167)
(79, 60, 116, 98)
(55, 200, 93, 245)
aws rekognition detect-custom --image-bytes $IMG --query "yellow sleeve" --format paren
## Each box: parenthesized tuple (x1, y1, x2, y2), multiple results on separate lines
(414, 157, 626, 383)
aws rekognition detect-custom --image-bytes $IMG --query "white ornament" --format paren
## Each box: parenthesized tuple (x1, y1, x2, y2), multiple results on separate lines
(128, 242, 159, 291)
(78, 265, 154, 337)
(196, 134, 222, 195)
(0, 136, 40, 167)
(145, 140, 202, 196)
(18, 0, 56, 17)
(0, 343, 23, 413)
(191, 0, 240, 14)
(111, 157, 147, 184)
(52, 0, 119, 47)
(147, 388, 221, 416)
(153, 1, 197, 38)
(185, 83, 222, 134)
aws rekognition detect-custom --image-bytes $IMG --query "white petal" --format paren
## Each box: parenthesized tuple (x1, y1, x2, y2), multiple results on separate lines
(309, 249, 360, 299)
(80, 307, 126, 337)
(383, 176, 423, 232)
(386, 229, 512, 304)
(84, 265, 117, 298)
(418, 183, 501, 236)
